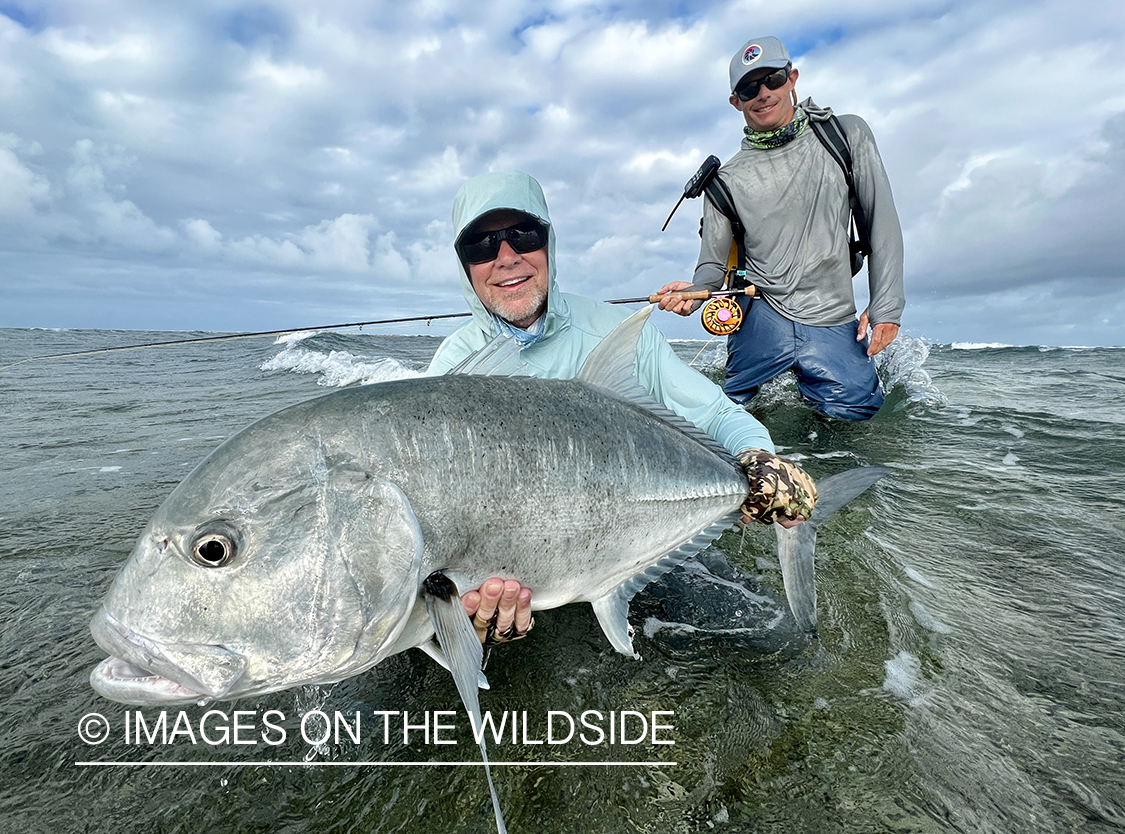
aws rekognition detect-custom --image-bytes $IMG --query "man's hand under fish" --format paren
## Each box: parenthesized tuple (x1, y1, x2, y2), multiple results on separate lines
(461, 578, 535, 645)
(464, 453, 815, 644)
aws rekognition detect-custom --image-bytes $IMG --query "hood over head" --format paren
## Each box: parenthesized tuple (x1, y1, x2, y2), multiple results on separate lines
(451, 171, 564, 338)
(798, 97, 834, 123)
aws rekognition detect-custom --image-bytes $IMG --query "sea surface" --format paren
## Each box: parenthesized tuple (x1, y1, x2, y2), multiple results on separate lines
(1, 325, 1123, 834)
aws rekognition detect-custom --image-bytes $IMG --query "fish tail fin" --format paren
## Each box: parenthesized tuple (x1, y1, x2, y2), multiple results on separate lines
(776, 466, 890, 633)
(423, 572, 507, 834)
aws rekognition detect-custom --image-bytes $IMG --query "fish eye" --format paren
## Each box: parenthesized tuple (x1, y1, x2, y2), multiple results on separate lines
(191, 530, 237, 567)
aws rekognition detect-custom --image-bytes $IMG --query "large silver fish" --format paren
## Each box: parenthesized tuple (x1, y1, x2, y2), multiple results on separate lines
(89, 307, 885, 833)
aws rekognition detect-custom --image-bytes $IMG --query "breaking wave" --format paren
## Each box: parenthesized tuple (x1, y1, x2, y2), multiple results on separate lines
(261, 336, 422, 388)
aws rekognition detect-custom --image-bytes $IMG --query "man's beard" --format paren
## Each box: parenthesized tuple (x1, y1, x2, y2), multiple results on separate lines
(490, 284, 547, 329)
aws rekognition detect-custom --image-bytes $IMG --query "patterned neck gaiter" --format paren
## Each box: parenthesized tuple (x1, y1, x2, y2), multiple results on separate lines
(743, 106, 809, 150)
(492, 313, 545, 347)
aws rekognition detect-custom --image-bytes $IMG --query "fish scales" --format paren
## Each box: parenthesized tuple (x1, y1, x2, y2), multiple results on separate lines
(306, 375, 745, 601)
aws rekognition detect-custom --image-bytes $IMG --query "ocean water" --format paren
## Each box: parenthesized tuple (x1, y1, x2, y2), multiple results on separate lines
(1, 325, 1123, 834)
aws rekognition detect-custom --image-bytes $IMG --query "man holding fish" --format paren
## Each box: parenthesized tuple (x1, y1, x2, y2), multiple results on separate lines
(427, 171, 818, 646)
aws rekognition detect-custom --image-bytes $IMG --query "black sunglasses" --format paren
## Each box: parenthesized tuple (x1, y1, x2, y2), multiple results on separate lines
(456, 219, 549, 265)
(734, 64, 792, 102)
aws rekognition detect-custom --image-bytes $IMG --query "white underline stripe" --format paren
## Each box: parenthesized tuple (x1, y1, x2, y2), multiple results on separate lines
(76, 760, 676, 767)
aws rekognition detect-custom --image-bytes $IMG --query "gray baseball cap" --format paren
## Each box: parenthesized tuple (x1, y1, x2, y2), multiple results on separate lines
(729, 36, 791, 92)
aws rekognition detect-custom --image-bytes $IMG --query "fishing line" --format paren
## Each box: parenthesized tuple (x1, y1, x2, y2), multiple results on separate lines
(688, 336, 720, 368)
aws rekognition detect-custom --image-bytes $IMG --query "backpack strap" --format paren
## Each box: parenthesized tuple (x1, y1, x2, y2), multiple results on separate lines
(666, 156, 751, 291)
(702, 175, 748, 286)
(810, 115, 871, 276)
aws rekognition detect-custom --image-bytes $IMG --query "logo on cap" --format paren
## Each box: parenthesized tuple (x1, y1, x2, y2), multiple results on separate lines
(742, 44, 762, 65)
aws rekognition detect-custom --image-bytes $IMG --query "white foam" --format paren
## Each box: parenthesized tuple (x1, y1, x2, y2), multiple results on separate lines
(875, 334, 948, 407)
(949, 343, 1118, 351)
(882, 651, 924, 700)
(811, 450, 859, 460)
(261, 345, 421, 387)
(952, 342, 1015, 350)
(274, 330, 320, 346)
(903, 566, 935, 588)
(99, 466, 122, 472)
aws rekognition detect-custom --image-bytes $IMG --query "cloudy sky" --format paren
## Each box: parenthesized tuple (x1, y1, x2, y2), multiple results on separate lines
(1, 0, 1123, 346)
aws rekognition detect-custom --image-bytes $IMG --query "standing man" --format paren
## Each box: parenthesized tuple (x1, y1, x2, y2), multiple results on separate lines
(428, 170, 818, 644)
(659, 36, 905, 420)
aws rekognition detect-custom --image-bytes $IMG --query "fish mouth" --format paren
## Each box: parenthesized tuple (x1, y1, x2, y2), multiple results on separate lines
(90, 607, 247, 705)
(91, 655, 206, 704)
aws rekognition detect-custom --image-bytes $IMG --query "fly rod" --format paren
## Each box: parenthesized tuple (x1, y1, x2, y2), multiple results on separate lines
(1, 288, 756, 371)
(0, 312, 472, 370)
(604, 287, 756, 304)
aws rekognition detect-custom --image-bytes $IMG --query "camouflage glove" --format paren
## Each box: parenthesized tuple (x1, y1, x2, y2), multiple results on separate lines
(738, 450, 818, 525)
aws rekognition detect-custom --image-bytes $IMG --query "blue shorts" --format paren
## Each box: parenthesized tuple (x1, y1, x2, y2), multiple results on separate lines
(723, 298, 884, 420)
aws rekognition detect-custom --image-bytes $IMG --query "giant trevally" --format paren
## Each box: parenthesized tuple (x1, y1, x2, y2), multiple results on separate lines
(89, 307, 886, 833)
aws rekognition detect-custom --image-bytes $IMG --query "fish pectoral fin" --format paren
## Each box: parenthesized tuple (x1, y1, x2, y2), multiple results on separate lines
(807, 467, 891, 524)
(575, 305, 651, 395)
(418, 638, 490, 690)
(591, 590, 640, 660)
(776, 466, 891, 633)
(422, 572, 507, 834)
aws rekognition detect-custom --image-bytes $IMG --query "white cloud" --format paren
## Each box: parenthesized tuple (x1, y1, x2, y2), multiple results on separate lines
(412, 146, 466, 192)
(41, 29, 154, 66)
(182, 218, 223, 252)
(244, 55, 327, 90)
(0, 0, 1123, 345)
(622, 148, 703, 176)
(64, 139, 177, 250)
(222, 213, 387, 271)
(0, 134, 51, 220)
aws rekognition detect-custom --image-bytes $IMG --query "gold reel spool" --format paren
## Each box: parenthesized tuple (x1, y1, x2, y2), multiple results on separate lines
(700, 296, 743, 336)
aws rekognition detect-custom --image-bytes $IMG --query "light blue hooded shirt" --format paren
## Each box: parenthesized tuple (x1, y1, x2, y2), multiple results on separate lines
(427, 171, 774, 456)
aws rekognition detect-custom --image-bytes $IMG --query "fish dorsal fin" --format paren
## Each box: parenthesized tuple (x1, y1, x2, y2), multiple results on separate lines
(447, 332, 534, 378)
(575, 305, 653, 394)
(591, 510, 743, 658)
(575, 305, 737, 466)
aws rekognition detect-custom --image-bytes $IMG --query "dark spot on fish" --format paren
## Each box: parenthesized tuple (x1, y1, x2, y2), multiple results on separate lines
(423, 571, 456, 601)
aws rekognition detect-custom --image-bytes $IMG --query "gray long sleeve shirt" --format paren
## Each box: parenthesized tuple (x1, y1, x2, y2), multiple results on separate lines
(693, 100, 905, 327)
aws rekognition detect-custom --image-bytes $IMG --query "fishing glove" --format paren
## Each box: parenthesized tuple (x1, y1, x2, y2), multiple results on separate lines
(738, 450, 818, 525)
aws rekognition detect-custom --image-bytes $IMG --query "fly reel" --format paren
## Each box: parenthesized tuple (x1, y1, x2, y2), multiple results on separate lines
(700, 296, 743, 336)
